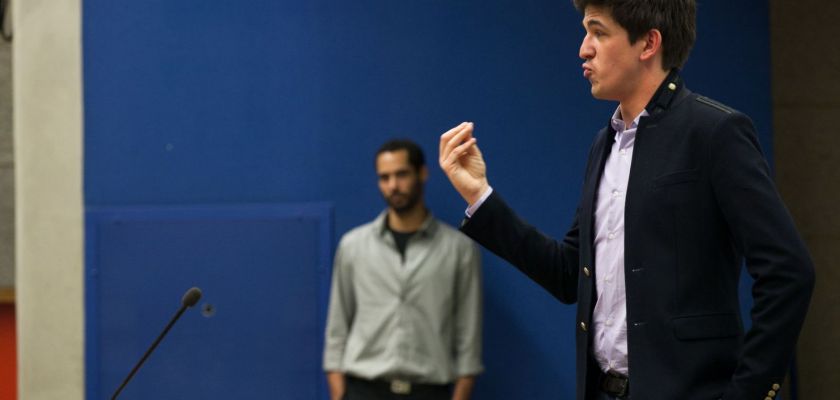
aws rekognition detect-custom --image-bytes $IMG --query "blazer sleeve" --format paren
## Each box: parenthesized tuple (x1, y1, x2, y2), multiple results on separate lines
(460, 190, 581, 304)
(708, 112, 815, 399)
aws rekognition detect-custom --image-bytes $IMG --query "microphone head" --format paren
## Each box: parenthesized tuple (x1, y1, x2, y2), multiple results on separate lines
(181, 287, 202, 308)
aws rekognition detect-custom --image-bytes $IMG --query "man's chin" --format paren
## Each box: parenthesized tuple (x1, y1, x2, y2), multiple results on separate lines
(590, 87, 619, 102)
(387, 197, 406, 208)
(386, 199, 408, 211)
(590, 85, 606, 99)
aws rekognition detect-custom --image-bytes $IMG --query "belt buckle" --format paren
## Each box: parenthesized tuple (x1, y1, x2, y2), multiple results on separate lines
(390, 379, 412, 395)
(603, 370, 629, 398)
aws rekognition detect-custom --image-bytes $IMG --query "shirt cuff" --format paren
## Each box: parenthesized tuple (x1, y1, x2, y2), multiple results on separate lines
(465, 186, 493, 218)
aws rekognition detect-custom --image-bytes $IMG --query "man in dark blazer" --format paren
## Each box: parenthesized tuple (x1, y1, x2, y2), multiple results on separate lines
(438, 1, 814, 399)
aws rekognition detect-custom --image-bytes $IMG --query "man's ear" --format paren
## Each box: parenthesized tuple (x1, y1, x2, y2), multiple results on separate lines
(639, 28, 663, 62)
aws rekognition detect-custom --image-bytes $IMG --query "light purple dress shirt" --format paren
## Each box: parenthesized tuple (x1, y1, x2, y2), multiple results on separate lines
(591, 107, 647, 375)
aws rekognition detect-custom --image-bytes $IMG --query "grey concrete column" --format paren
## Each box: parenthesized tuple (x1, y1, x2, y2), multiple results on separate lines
(0, 16, 12, 291)
(13, 0, 84, 398)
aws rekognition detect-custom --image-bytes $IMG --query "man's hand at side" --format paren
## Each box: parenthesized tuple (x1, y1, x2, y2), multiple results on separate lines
(326, 371, 345, 400)
(452, 376, 476, 400)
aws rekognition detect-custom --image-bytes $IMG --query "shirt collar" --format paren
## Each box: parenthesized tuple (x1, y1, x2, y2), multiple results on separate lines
(610, 107, 649, 134)
(609, 68, 685, 134)
(376, 210, 438, 238)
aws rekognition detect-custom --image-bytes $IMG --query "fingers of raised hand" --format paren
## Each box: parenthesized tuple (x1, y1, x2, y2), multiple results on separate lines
(440, 122, 468, 153)
(450, 137, 478, 163)
(440, 122, 474, 165)
(440, 122, 469, 163)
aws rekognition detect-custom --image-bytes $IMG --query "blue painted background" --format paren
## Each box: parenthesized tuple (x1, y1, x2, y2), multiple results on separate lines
(84, 0, 773, 398)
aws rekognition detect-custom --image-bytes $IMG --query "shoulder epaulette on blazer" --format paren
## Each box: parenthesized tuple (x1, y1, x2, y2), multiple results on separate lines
(695, 95, 735, 114)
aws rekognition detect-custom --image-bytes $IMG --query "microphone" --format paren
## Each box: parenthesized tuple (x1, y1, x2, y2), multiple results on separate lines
(110, 287, 203, 400)
(181, 287, 202, 307)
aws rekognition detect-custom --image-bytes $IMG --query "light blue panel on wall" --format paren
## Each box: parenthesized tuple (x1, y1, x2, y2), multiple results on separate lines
(85, 203, 333, 399)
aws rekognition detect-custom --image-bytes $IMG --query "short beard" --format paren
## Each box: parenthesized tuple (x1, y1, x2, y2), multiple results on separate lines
(389, 195, 420, 215)
(386, 182, 423, 215)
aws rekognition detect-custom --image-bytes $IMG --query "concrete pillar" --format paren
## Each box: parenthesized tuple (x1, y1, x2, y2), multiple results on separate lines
(0, 16, 12, 290)
(13, 0, 84, 398)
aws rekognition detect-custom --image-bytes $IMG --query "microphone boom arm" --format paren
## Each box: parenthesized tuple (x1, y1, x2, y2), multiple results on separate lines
(110, 287, 202, 400)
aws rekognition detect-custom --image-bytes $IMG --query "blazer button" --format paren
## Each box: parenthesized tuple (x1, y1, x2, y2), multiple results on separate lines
(764, 397, 772, 400)
(768, 390, 776, 397)
(580, 322, 587, 332)
(583, 266, 591, 277)
(772, 384, 781, 391)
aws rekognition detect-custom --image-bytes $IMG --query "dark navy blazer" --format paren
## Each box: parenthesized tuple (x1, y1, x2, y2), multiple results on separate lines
(461, 71, 815, 400)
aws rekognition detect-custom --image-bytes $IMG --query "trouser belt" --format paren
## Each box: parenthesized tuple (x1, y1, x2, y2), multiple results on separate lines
(598, 369, 629, 398)
(346, 375, 451, 396)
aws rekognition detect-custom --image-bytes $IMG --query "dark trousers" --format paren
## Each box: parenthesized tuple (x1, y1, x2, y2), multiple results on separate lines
(343, 376, 452, 400)
(592, 391, 630, 400)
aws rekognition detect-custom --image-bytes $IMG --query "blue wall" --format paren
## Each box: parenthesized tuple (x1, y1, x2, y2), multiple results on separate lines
(84, 0, 773, 398)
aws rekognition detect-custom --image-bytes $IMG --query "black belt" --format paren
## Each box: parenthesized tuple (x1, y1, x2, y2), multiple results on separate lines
(598, 369, 629, 398)
(346, 375, 451, 396)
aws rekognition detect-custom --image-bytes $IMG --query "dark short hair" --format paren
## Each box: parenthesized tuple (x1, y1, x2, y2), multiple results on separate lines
(375, 139, 426, 172)
(573, 0, 696, 70)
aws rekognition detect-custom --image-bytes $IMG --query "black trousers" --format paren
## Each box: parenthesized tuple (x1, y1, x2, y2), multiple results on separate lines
(591, 391, 630, 400)
(343, 376, 452, 400)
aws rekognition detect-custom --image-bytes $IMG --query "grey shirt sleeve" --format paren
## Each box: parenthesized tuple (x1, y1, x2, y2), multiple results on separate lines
(322, 239, 355, 372)
(453, 240, 484, 377)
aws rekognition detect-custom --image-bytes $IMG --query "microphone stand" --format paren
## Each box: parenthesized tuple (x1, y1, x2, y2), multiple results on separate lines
(110, 287, 202, 400)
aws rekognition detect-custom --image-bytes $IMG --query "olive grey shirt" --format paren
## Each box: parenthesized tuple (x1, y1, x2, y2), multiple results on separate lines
(323, 211, 483, 383)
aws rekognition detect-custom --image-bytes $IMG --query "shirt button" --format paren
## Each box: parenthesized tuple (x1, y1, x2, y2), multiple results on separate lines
(580, 322, 587, 332)
(608, 233, 615, 240)
(605, 274, 613, 282)
(620, 149, 627, 155)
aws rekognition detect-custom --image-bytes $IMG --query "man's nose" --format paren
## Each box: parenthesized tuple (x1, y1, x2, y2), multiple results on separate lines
(579, 36, 594, 60)
(385, 176, 398, 190)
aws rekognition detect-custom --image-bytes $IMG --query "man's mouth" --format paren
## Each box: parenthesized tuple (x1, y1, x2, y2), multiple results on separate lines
(582, 63, 594, 79)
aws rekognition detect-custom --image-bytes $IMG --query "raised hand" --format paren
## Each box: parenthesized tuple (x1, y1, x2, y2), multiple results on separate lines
(439, 122, 490, 205)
